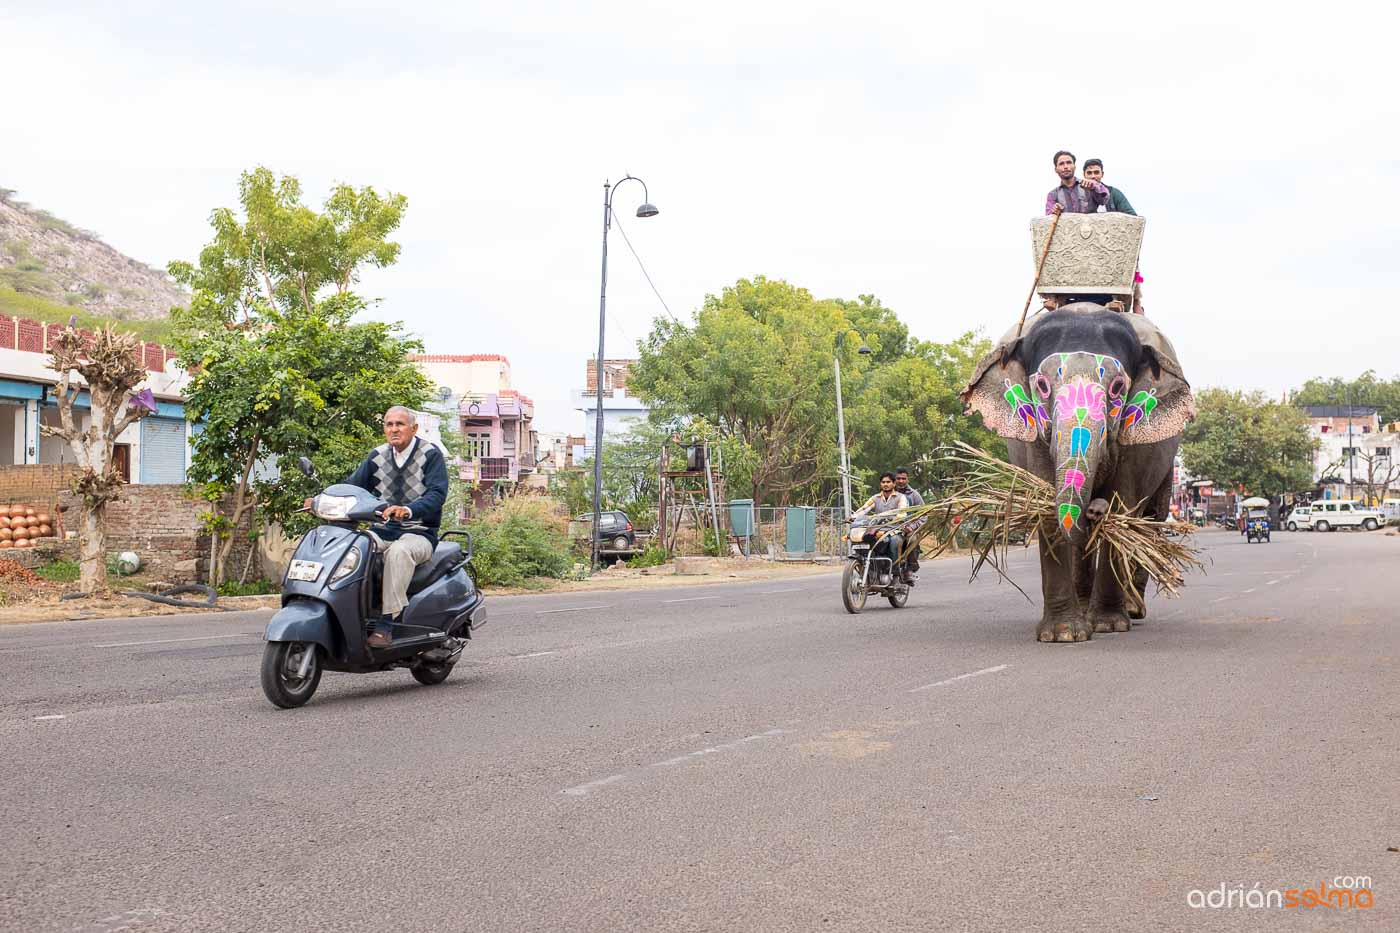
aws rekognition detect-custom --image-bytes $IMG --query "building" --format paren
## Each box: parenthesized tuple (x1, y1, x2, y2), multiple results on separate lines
(571, 358, 652, 456)
(0, 315, 190, 483)
(410, 353, 537, 492)
(1302, 405, 1397, 500)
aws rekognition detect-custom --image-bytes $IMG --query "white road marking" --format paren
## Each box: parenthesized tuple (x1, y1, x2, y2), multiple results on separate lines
(94, 633, 255, 649)
(662, 595, 721, 603)
(562, 728, 788, 797)
(1243, 588, 1257, 594)
(561, 773, 628, 797)
(760, 587, 802, 595)
(909, 664, 1011, 693)
(651, 728, 788, 767)
(1211, 596, 1231, 603)
(34, 714, 66, 721)
(537, 605, 615, 615)
(1267, 579, 1281, 586)
(512, 651, 557, 659)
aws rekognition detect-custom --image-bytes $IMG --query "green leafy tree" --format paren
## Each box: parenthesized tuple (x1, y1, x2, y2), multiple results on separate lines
(1181, 388, 1317, 497)
(1290, 371, 1400, 425)
(631, 277, 864, 505)
(169, 168, 429, 584)
(847, 332, 1004, 497)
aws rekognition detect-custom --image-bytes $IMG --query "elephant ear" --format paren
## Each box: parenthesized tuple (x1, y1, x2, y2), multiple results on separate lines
(1120, 319, 1196, 445)
(961, 340, 1039, 442)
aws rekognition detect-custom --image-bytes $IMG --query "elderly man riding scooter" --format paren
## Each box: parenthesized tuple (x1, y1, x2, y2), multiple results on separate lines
(306, 406, 449, 647)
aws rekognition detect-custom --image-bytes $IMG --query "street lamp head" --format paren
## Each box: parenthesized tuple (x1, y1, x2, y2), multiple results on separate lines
(858, 344, 873, 356)
(635, 202, 659, 218)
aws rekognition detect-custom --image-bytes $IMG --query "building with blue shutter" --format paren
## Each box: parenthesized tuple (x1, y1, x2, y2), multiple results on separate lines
(0, 315, 190, 483)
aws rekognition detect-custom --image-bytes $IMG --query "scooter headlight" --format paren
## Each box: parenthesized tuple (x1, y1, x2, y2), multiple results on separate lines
(313, 494, 356, 520)
(329, 544, 361, 583)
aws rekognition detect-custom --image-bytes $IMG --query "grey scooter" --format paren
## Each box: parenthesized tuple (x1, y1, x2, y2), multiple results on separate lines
(260, 466, 486, 709)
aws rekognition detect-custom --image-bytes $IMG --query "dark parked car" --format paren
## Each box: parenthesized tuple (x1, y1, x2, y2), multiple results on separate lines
(573, 511, 638, 552)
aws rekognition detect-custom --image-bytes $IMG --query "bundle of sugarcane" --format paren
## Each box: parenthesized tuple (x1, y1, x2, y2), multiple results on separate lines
(854, 443, 1204, 601)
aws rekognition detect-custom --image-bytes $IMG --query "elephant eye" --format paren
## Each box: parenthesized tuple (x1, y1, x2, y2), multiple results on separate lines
(1031, 374, 1051, 399)
(1108, 375, 1128, 398)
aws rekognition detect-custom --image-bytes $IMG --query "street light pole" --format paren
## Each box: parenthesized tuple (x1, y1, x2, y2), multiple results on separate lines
(1346, 383, 1355, 497)
(592, 176, 658, 572)
(834, 354, 851, 517)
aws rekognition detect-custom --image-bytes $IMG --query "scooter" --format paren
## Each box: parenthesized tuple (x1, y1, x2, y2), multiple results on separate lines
(260, 465, 486, 708)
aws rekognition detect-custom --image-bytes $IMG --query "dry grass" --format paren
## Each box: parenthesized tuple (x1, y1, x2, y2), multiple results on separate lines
(855, 443, 1205, 601)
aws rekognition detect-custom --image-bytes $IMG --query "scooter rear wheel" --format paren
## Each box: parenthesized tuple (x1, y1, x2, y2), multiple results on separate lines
(411, 661, 455, 686)
(260, 641, 322, 708)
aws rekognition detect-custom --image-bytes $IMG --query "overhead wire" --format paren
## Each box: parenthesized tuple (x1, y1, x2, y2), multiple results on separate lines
(610, 207, 681, 324)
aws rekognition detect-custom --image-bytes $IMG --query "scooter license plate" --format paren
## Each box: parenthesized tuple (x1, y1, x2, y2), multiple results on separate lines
(287, 560, 324, 582)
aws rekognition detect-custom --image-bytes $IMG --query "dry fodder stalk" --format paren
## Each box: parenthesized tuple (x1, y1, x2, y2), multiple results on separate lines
(855, 443, 1205, 601)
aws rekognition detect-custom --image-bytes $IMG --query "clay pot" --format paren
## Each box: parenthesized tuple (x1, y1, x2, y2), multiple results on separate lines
(0, 505, 10, 517)
(12, 528, 27, 540)
(24, 508, 35, 518)
(14, 538, 31, 549)
(25, 516, 38, 528)
(0, 517, 10, 530)
(0, 540, 11, 549)
(0, 529, 10, 541)
(39, 524, 52, 537)
(37, 512, 51, 525)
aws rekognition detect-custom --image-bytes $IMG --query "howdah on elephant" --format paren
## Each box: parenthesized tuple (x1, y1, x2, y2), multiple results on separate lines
(962, 305, 1195, 642)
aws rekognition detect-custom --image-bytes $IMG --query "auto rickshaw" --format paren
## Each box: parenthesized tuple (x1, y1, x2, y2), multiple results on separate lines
(1241, 497, 1271, 543)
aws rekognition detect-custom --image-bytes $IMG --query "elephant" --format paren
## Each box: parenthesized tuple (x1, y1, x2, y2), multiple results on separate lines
(961, 305, 1195, 642)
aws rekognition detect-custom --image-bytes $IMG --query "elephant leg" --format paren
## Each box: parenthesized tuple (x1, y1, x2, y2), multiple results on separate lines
(1034, 526, 1092, 643)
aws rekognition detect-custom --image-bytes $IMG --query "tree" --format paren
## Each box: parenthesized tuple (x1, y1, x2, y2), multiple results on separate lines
(169, 168, 429, 585)
(631, 277, 864, 505)
(1354, 449, 1400, 505)
(1291, 371, 1400, 425)
(41, 324, 155, 593)
(846, 332, 1005, 496)
(1181, 389, 1316, 497)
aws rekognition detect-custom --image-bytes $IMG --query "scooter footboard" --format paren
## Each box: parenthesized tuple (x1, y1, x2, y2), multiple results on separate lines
(265, 599, 335, 650)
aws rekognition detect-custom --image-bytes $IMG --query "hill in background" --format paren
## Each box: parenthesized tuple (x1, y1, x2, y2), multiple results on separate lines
(0, 187, 186, 342)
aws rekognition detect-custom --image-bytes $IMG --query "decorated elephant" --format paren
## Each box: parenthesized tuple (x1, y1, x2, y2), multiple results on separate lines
(961, 305, 1195, 642)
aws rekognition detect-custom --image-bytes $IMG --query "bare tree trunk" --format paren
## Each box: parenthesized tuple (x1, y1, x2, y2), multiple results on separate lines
(239, 533, 258, 584)
(78, 505, 106, 594)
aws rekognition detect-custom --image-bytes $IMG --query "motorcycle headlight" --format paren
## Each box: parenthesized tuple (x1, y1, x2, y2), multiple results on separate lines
(849, 527, 866, 543)
(329, 544, 361, 583)
(313, 494, 356, 520)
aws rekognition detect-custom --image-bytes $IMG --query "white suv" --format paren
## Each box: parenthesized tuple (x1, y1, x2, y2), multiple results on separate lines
(1308, 500, 1383, 532)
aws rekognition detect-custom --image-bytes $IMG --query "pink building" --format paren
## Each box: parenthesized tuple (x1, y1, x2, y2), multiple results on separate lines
(409, 354, 536, 492)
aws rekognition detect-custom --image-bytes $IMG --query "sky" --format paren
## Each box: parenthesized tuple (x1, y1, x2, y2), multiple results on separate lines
(5, 1, 1398, 433)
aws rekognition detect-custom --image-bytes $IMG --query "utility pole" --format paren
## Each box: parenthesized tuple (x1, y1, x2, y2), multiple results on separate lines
(834, 354, 851, 518)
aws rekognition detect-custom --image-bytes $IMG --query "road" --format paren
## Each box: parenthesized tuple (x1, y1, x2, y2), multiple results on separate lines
(2, 529, 1397, 932)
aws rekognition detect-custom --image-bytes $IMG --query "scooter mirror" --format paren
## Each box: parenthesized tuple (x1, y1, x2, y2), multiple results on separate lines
(297, 457, 315, 477)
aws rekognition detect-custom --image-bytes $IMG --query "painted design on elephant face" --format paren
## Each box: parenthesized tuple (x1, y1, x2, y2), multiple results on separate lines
(1002, 380, 1038, 432)
(1122, 389, 1159, 429)
(1033, 351, 1128, 531)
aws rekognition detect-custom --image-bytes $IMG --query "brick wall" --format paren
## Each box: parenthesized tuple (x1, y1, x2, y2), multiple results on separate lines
(0, 466, 255, 583)
(0, 464, 80, 503)
(584, 358, 636, 394)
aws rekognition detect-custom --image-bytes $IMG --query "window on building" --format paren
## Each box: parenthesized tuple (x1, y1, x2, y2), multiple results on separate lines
(464, 433, 492, 458)
(1320, 425, 1330, 433)
(1376, 447, 1392, 458)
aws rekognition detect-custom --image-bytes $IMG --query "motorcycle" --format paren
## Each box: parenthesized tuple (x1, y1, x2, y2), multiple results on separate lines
(260, 465, 486, 709)
(841, 518, 912, 613)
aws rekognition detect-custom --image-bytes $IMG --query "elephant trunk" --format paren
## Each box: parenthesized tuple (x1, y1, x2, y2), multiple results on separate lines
(1051, 415, 1107, 541)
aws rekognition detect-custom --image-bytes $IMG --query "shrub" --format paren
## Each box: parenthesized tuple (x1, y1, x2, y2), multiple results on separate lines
(3, 239, 29, 261)
(217, 578, 277, 596)
(35, 559, 80, 583)
(465, 497, 572, 587)
(626, 543, 669, 568)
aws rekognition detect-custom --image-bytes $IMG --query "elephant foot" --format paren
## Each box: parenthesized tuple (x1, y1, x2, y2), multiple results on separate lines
(1090, 608, 1132, 634)
(1037, 612, 1092, 643)
(1127, 604, 1146, 621)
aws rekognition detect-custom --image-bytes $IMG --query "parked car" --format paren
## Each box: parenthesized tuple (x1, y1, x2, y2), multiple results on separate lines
(1307, 499, 1383, 532)
(572, 510, 638, 551)
(1285, 506, 1312, 531)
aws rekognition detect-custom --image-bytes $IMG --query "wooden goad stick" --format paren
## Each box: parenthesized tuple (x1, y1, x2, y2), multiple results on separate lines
(1015, 210, 1063, 339)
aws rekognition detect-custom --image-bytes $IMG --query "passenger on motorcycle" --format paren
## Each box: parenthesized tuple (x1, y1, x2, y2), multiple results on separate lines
(893, 468, 924, 581)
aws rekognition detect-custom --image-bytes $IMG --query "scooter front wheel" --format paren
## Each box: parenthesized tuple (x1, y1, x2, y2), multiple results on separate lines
(411, 661, 455, 686)
(260, 641, 323, 708)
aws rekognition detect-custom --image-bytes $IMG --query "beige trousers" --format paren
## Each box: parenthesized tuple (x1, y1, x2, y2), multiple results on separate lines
(379, 533, 433, 618)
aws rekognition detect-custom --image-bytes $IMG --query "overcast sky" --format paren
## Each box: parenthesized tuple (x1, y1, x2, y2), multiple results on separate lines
(6, 1, 1398, 431)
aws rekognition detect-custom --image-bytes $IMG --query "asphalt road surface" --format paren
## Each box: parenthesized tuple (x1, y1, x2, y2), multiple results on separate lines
(3, 529, 1397, 932)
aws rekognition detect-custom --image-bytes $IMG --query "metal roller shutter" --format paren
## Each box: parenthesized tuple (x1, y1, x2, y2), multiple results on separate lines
(139, 416, 187, 484)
